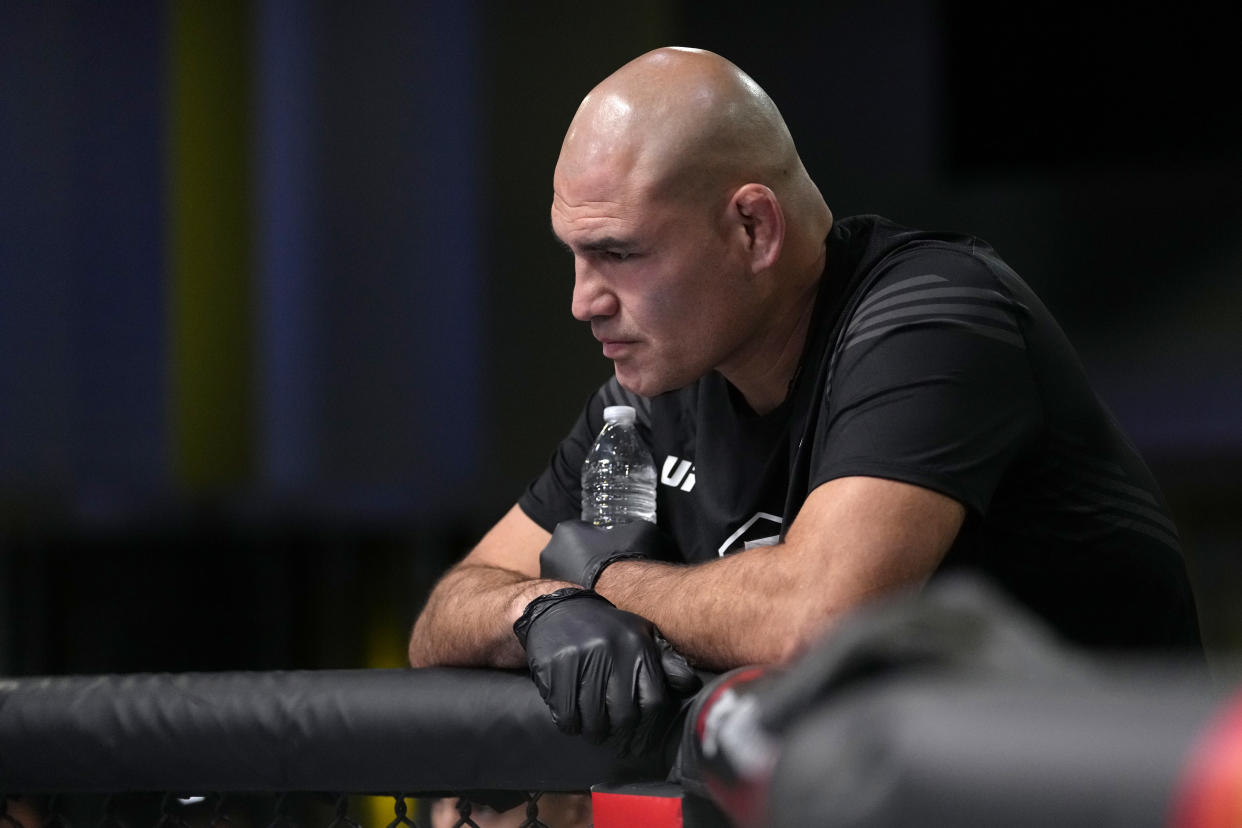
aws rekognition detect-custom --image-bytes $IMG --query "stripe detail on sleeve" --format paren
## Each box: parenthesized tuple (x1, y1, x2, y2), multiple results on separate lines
(842, 277, 1027, 352)
(1038, 429, 1182, 552)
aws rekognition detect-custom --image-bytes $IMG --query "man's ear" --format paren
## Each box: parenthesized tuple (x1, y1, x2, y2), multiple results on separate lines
(731, 183, 785, 272)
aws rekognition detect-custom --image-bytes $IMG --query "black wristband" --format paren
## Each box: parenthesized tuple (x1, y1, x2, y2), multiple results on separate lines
(586, 550, 648, 589)
(512, 587, 614, 647)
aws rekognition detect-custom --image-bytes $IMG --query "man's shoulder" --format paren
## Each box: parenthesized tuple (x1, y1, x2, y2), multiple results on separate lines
(821, 217, 1036, 367)
(837, 215, 1006, 284)
(832, 215, 1027, 323)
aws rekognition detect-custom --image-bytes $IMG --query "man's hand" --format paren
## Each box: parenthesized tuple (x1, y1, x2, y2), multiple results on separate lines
(513, 587, 701, 754)
(539, 519, 675, 588)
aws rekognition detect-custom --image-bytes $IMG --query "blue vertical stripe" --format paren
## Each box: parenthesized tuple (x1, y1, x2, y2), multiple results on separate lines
(70, 1, 167, 506)
(0, 3, 166, 510)
(251, 1, 483, 515)
(408, 0, 483, 506)
(255, 0, 317, 491)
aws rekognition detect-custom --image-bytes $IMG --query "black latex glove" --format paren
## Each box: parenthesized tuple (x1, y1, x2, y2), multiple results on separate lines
(539, 519, 675, 588)
(513, 587, 701, 754)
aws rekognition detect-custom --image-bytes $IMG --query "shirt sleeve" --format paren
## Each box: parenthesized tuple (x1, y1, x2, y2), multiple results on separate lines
(518, 376, 654, 532)
(810, 246, 1043, 514)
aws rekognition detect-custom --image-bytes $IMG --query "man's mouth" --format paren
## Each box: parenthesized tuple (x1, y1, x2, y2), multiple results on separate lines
(599, 339, 637, 359)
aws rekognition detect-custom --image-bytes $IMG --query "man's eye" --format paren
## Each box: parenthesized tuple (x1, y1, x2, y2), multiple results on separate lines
(607, 250, 632, 261)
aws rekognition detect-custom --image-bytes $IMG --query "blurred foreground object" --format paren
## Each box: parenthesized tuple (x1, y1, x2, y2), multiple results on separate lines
(678, 575, 1236, 828)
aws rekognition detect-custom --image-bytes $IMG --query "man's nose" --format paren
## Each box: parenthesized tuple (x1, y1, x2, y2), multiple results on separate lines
(570, 260, 618, 321)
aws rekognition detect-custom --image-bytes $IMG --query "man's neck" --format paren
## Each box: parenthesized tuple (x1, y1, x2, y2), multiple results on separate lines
(722, 247, 828, 416)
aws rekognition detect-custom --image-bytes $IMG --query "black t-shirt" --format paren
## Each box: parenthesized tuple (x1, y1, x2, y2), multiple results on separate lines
(520, 215, 1202, 653)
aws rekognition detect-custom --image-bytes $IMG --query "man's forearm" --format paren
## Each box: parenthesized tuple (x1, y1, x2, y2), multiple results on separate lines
(408, 563, 576, 669)
(593, 478, 964, 671)
(592, 547, 829, 671)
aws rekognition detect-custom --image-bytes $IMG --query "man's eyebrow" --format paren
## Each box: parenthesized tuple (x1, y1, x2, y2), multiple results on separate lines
(550, 229, 636, 254)
(578, 236, 637, 254)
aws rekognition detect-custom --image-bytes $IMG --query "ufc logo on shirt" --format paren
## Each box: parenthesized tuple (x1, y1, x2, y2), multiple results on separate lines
(661, 456, 696, 492)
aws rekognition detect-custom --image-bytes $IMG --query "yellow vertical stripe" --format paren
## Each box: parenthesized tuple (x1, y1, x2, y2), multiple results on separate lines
(168, 0, 253, 488)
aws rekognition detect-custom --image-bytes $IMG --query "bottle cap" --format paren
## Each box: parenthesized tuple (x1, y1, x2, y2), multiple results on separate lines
(602, 405, 636, 425)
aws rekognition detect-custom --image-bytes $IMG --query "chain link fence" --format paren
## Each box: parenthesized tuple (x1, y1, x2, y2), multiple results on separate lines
(0, 792, 562, 828)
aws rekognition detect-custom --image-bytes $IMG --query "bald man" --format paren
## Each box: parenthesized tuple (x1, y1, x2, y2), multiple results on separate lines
(409, 47, 1201, 751)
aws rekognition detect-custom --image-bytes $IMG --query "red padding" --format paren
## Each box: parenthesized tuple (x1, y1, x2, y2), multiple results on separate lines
(1170, 690, 1242, 828)
(592, 784, 683, 828)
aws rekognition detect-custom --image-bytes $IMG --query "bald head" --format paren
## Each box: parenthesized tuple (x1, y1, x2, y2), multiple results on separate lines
(552, 49, 835, 408)
(555, 47, 830, 245)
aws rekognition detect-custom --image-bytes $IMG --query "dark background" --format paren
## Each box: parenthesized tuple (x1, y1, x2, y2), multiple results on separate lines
(2, 1, 1239, 678)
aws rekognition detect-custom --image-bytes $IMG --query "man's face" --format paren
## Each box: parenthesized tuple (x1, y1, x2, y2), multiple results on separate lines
(550, 163, 761, 397)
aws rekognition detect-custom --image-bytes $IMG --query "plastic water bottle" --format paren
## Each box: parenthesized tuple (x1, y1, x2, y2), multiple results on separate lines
(581, 405, 657, 528)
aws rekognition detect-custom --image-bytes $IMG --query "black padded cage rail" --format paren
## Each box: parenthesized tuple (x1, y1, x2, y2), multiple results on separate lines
(6, 577, 1238, 828)
(0, 667, 670, 796)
